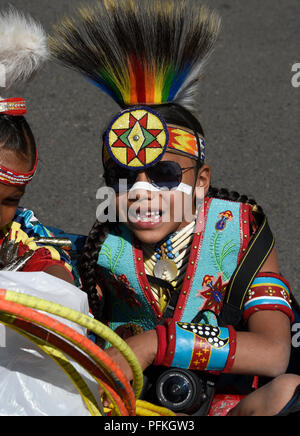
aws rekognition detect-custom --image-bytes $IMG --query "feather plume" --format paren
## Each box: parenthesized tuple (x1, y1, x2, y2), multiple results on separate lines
(50, 0, 220, 110)
(0, 8, 49, 90)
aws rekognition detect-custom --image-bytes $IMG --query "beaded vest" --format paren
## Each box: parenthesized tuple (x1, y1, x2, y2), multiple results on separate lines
(97, 198, 253, 341)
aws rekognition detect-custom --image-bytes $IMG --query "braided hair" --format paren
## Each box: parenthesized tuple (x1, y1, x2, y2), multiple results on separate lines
(78, 219, 111, 321)
(207, 187, 263, 214)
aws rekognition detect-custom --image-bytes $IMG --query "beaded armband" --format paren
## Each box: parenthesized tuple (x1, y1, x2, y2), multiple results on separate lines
(155, 321, 237, 373)
(243, 273, 294, 322)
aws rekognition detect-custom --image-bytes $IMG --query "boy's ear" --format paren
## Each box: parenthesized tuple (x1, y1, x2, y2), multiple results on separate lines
(193, 164, 211, 204)
(196, 164, 211, 192)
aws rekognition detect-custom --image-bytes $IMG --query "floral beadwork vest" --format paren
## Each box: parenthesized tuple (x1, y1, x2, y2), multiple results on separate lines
(97, 198, 253, 341)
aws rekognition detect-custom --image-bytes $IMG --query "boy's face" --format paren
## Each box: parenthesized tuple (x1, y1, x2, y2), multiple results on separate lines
(0, 148, 31, 228)
(115, 151, 211, 245)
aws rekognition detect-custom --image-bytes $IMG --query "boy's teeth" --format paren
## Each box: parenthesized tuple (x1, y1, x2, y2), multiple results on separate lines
(135, 211, 161, 222)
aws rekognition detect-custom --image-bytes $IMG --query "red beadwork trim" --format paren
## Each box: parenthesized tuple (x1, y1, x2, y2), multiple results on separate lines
(132, 236, 162, 320)
(173, 197, 212, 320)
(243, 304, 294, 323)
(237, 203, 251, 263)
(154, 325, 167, 366)
(161, 319, 177, 367)
(255, 272, 292, 291)
(223, 325, 237, 373)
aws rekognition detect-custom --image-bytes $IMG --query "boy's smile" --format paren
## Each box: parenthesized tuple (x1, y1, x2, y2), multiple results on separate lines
(115, 151, 211, 245)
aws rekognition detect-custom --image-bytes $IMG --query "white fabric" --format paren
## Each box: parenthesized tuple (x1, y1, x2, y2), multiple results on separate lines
(127, 181, 193, 195)
(0, 272, 100, 416)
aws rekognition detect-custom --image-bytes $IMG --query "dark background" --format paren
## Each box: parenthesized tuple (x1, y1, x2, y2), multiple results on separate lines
(1, 0, 300, 299)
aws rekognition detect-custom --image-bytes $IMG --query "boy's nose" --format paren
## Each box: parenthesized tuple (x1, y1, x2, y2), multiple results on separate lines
(128, 170, 154, 202)
(136, 171, 148, 182)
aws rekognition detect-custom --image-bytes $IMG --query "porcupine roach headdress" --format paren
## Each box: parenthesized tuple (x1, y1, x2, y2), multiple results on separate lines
(50, 0, 221, 170)
(0, 8, 48, 185)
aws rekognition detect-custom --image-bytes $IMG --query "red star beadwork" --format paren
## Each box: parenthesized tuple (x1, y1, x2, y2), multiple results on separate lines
(106, 107, 168, 169)
(197, 274, 228, 314)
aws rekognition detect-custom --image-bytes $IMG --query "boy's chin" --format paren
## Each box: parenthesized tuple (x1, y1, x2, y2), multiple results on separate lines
(130, 222, 178, 245)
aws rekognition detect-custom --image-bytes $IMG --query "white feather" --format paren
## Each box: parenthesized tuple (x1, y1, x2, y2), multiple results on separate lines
(0, 8, 48, 89)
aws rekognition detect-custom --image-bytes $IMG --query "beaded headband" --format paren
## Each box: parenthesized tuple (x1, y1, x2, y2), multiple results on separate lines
(0, 97, 38, 186)
(0, 98, 26, 116)
(0, 151, 38, 187)
(104, 106, 205, 170)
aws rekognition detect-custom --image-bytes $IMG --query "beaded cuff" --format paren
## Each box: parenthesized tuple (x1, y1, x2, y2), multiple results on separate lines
(243, 273, 294, 322)
(155, 320, 237, 373)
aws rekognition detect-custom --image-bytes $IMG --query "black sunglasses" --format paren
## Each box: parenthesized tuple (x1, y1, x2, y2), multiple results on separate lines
(104, 161, 196, 193)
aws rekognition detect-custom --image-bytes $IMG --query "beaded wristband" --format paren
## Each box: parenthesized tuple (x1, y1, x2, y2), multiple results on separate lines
(155, 321, 237, 373)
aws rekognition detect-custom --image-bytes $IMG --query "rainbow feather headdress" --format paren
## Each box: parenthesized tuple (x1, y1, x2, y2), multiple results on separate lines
(50, 0, 220, 169)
